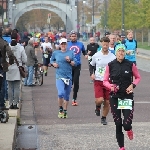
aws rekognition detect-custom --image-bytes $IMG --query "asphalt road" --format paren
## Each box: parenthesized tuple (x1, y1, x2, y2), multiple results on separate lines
(29, 48, 150, 150)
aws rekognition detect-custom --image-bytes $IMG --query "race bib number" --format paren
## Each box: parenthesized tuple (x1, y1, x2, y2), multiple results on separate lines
(88, 56, 92, 61)
(117, 98, 133, 110)
(129, 50, 135, 55)
(98, 67, 106, 77)
(44, 54, 48, 58)
(61, 78, 70, 85)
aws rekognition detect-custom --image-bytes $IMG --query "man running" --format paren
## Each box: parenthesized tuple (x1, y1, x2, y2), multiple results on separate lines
(50, 38, 76, 118)
(90, 37, 116, 125)
(125, 30, 138, 65)
(86, 37, 99, 83)
(40, 36, 53, 76)
(67, 30, 88, 106)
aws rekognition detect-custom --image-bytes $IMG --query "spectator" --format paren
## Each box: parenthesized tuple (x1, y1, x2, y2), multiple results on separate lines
(24, 40, 38, 86)
(6, 32, 27, 109)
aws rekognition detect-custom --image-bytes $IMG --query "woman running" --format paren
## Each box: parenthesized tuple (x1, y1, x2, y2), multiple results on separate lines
(103, 44, 141, 150)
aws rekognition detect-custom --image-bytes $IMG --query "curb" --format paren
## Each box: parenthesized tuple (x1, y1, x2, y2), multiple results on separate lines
(136, 54, 150, 60)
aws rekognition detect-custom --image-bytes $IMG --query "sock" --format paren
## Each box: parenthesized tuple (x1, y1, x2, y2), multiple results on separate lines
(59, 106, 63, 112)
(44, 70, 47, 73)
(63, 110, 67, 114)
(72, 99, 76, 102)
(101, 116, 106, 119)
(96, 105, 101, 110)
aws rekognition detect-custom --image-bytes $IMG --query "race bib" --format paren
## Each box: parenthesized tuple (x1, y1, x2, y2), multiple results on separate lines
(129, 50, 135, 56)
(44, 54, 48, 58)
(61, 78, 70, 85)
(117, 98, 133, 110)
(98, 67, 106, 77)
(88, 56, 92, 61)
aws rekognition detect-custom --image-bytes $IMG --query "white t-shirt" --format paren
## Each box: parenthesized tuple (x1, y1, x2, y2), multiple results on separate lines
(41, 42, 52, 52)
(90, 51, 116, 81)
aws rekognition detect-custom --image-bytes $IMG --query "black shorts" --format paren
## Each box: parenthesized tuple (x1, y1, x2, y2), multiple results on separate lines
(42, 54, 50, 66)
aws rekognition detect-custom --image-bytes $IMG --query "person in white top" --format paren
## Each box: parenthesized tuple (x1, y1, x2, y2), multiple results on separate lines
(90, 37, 116, 125)
(40, 36, 53, 76)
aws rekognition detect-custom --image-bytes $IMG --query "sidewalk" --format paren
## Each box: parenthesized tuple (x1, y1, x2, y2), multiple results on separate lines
(137, 48, 150, 60)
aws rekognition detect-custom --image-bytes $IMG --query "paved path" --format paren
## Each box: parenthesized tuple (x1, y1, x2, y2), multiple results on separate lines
(18, 46, 150, 150)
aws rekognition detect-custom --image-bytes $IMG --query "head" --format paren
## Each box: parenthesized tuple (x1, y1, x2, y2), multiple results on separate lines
(59, 38, 67, 51)
(3, 27, 12, 36)
(109, 34, 116, 45)
(45, 36, 49, 43)
(28, 39, 34, 46)
(89, 37, 95, 44)
(127, 30, 133, 40)
(10, 32, 18, 46)
(105, 32, 110, 38)
(100, 37, 110, 53)
(70, 30, 77, 42)
(121, 33, 126, 41)
(115, 44, 126, 61)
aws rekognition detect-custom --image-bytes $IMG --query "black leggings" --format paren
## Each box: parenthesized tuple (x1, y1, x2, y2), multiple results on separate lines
(110, 97, 134, 148)
(72, 65, 81, 100)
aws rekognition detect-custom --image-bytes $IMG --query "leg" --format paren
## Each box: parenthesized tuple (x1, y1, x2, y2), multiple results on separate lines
(13, 81, 21, 108)
(110, 97, 124, 148)
(24, 66, 29, 85)
(8, 81, 14, 107)
(42, 55, 48, 76)
(27, 66, 34, 86)
(94, 80, 104, 116)
(56, 79, 65, 118)
(122, 100, 134, 140)
(72, 65, 81, 102)
(0, 76, 5, 109)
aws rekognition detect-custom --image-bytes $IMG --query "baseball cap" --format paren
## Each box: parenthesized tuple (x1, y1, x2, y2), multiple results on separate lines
(70, 30, 77, 35)
(105, 32, 110, 36)
(121, 34, 126, 38)
(59, 38, 67, 44)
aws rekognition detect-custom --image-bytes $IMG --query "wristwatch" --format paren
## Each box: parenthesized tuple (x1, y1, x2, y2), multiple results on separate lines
(131, 83, 136, 88)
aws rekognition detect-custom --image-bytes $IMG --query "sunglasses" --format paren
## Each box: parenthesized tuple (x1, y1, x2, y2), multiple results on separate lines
(60, 43, 67, 45)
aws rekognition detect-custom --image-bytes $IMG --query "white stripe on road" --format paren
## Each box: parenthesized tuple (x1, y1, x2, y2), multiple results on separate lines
(135, 101, 150, 104)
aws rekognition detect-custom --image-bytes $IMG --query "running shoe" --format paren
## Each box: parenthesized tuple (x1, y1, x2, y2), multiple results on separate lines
(127, 130, 133, 140)
(90, 80, 93, 84)
(95, 108, 100, 116)
(62, 112, 68, 119)
(120, 147, 125, 150)
(101, 117, 107, 125)
(72, 101, 78, 106)
(58, 112, 64, 118)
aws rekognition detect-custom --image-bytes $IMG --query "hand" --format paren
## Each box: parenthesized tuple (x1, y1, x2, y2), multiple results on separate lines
(53, 63, 59, 68)
(87, 51, 91, 55)
(136, 50, 139, 54)
(126, 50, 131, 55)
(48, 64, 51, 67)
(85, 55, 88, 59)
(65, 56, 70, 62)
(91, 74, 95, 80)
(126, 84, 133, 94)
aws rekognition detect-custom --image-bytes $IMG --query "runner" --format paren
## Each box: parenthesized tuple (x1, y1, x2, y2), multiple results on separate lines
(103, 44, 141, 150)
(90, 37, 116, 125)
(109, 34, 117, 55)
(50, 38, 76, 118)
(125, 30, 138, 65)
(40, 36, 53, 76)
(86, 37, 99, 83)
(67, 30, 88, 106)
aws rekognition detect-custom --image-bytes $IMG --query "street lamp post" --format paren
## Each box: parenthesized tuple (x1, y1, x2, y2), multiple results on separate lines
(92, 0, 94, 36)
(104, 0, 107, 33)
(122, 0, 125, 34)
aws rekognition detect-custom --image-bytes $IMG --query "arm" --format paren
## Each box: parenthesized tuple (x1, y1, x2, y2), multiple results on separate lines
(103, 65, 113, 89)
(21, 48, 27, 64)
(40, 43, 44, 53)
(81, 43, 87, 56)
(132, 63, 141, 86)
(89, 55, 96, 76)
(30, 47, 37, 61)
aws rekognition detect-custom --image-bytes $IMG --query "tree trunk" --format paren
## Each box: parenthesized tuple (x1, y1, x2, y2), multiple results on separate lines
(142, 29, 143, 45)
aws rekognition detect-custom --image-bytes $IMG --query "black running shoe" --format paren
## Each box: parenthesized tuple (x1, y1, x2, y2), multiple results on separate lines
(101, 117, 107, 125)
(45, 72, 47, 76)
(95, 108, 100, 116)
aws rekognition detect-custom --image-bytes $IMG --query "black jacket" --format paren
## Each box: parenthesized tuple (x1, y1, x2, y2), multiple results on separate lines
(86, 43, 99, 56)
(108, 59, 133, 99)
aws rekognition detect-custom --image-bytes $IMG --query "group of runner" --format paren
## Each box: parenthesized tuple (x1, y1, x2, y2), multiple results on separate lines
(49, 29, 141, 150)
